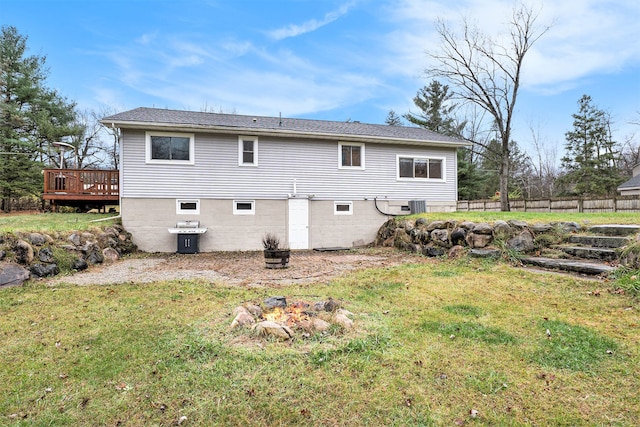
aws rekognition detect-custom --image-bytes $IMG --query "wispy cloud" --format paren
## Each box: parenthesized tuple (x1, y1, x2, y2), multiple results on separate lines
(267, 1, 357, 40)
(384, 0, 640, 94)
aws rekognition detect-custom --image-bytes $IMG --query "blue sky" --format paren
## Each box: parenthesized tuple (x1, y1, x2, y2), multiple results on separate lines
(3, 0, 639, 157)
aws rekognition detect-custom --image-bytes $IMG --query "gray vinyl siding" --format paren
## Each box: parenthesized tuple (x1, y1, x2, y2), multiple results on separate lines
(121, 129, 458, 202)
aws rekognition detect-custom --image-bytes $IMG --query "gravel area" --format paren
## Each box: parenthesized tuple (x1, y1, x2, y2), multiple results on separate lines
(47, 247, 422, 287)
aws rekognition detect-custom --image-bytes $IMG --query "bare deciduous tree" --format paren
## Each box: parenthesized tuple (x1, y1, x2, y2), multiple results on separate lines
(427, 3, 550, 210)
(528, 122, 560, 198)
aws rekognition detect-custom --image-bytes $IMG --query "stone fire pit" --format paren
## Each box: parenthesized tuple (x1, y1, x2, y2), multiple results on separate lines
(230, 296, 354, 340)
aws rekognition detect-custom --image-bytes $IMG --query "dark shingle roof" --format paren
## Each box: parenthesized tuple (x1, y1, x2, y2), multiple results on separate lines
(618, 174, 640, 190)
(102, 107, 468, 146)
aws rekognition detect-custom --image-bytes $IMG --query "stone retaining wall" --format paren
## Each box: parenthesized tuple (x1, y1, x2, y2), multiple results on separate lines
(0, 224, 136, 287)
(375, 218, 582, 258)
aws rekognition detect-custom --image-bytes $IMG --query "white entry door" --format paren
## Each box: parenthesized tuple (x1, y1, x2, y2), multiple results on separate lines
(288, 198, 309, 249)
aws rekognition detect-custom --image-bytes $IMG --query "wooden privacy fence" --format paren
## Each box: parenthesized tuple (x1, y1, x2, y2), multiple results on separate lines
(457, 196, 640, 213)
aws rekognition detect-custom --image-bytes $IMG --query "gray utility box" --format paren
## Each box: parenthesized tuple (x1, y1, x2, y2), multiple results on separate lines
(408, 200, 427, 214)
(168, 220, 207, 254)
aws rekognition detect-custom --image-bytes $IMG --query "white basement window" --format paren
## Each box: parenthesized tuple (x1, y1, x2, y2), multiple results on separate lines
(233, 200, 255, 215)
(334, 201, 353, 215)
(176, 199, 200, 215)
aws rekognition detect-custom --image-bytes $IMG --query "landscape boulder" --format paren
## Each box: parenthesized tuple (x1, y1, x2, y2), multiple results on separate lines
(102, 247, 120, 263)
(253, 321, 294, 340)
(264, 296, 287, 310)
(14, 240, 34, 265)
(30, 263, 59, 278)
(422, 246, 445, 257)
(493, 220, 512, 240)
(430, 229, 450, 248)
(0, 263, 30, 287)
(450, 228, 467, 246)
(38, 247, 54, 263)
(29, 233, 50, 246)
(466, 232, 493, 249)
(72, 258, 88, 271)
(507, 230, 535, 252)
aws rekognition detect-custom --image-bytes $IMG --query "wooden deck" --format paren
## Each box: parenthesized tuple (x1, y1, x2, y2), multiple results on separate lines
(43, 169, 119, 210)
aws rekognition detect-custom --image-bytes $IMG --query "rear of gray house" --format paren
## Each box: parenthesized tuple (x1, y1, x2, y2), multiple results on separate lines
(102, 108, 468, 252)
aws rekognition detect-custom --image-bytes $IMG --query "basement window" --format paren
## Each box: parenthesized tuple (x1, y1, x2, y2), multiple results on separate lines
(334, 201, 353, 215)
(177, 199, 200, 215)
(233, 200, 255, 215)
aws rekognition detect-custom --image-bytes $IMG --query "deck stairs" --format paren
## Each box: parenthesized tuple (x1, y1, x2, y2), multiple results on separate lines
(520, 225, 640, 276)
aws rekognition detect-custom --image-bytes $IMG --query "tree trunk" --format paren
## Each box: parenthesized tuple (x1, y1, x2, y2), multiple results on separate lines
(500, 141, 510, 211)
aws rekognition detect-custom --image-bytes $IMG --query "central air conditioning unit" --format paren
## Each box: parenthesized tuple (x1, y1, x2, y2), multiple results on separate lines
(408, 200, 427, 214)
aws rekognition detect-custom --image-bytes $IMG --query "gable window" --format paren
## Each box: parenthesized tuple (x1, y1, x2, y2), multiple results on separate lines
(233, 200, 255, 215)
(398, 156, 444, 180)
(339, 142, 365, 169)
(334, 201, 353, 215)
(146, 132, 194, 164)
(176, 199, 200, 215)
(238, 136, 258, 166)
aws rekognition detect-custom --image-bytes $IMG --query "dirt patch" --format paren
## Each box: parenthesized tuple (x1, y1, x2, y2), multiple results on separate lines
(47, 247, 422, 287)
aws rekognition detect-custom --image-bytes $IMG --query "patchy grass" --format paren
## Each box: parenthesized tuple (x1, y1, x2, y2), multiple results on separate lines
(412, 211, 640, 225)
(0, 212, 119, 233)
(529, 319, 619, 371)
(1, 256, 638, 426)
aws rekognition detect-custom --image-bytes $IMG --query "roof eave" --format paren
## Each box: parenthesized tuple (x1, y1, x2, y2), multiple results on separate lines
(100, 119, 471, 148)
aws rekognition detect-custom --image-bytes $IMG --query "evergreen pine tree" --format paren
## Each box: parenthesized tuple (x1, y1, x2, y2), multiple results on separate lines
(0, 25, 76, 211)
(560, 95, 621, 196)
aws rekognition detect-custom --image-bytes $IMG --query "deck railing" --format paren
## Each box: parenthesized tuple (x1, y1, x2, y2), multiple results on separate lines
(43, 169, 119, 201)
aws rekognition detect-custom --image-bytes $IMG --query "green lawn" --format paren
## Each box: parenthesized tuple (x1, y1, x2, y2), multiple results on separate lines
(1, 257, 638, 426)
(0, 212, 119, 233)
(413, 211, 640, 225)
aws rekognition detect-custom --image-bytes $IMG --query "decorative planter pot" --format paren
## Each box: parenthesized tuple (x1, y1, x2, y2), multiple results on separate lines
(264, 249, 290, 269)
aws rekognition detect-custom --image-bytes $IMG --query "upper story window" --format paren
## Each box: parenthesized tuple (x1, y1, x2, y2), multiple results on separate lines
(339, 142, 365, 169)
(146, 131, 194, 164)
(397, 156, 444, 180)
(238, 136, 258, 166)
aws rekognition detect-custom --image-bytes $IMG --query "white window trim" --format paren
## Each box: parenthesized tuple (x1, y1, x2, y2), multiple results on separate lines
(176, 199, 200, 215)
(338, 142, 365, 170)
(233, 200, 255, 215)
(238, 136, 259, 167)
(145, 131, 195, 165)
(396, 154, 446, 182)
(334, 201, 353, 215)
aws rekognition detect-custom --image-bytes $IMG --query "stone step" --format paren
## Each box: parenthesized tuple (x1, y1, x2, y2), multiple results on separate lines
(553, 245, 618, 262)
(586, 224, 640, 236)
(520, 257, 616, 276)
(567, 235, 630, 248)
